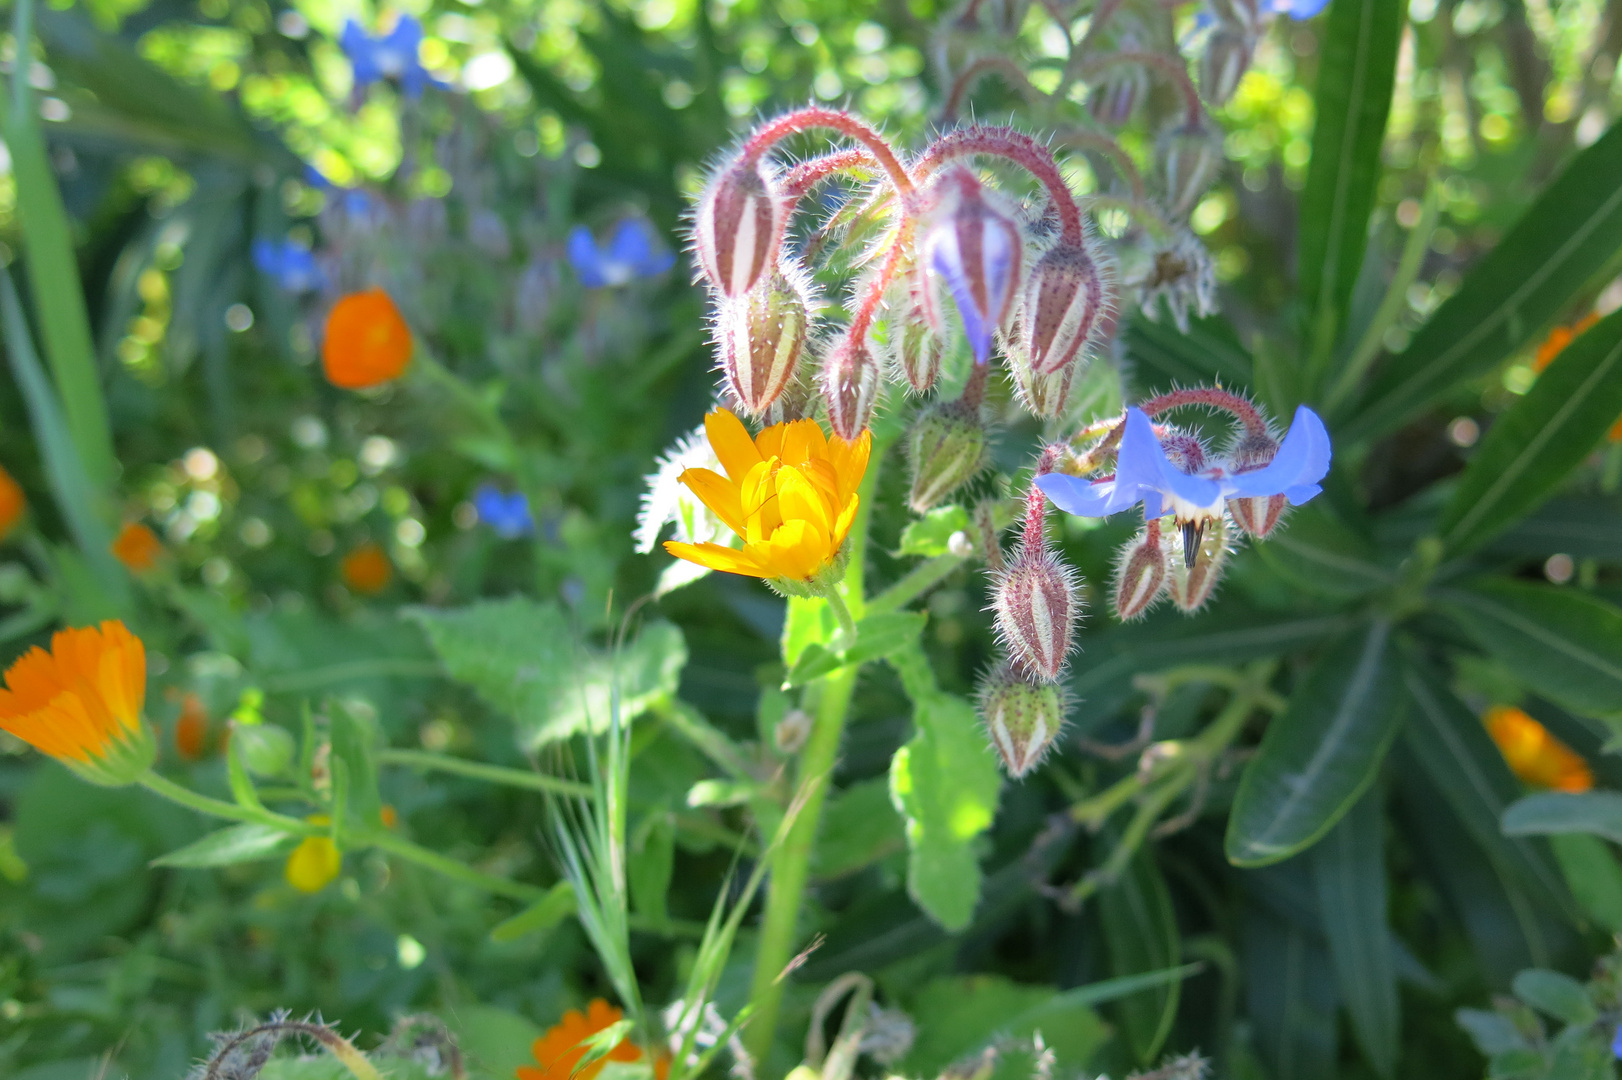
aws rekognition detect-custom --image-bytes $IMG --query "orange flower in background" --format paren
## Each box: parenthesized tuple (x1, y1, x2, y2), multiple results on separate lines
(0, 464, 24, 541)
(1531, 311, 1622, 441)
(323, 288, 413, 389)
(0, 620, 155, 786)
(111, 522, 163, 572)
(1485, 705, 1593, 792)
(341, 542, 393, 594)
(285, 815, 342, 893)
(517, 999, 649, 1080)
(663, 408, 871, 586)
(174, 692, 209, 761)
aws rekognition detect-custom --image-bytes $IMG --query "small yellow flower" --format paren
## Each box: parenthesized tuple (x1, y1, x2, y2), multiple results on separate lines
(0, 620, 154, 786)
(663, 408, 871, 589)
(285, 815, 342, 893)
(1485, 705, 1593, 793)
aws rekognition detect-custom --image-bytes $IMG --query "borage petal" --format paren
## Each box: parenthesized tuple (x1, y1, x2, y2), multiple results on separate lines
(1224, 405, 1331, 505)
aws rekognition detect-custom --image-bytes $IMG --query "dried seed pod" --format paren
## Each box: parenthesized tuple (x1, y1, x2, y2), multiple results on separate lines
(820, 330, 881, 440)
(907, 402, 989, 514)
(718, 266, 811, 416)
(1021, 240, 1109, 376)
(1113, 523, 1169, 621)
(695, 155, 783, 298)
(977, 661, 1066, 778)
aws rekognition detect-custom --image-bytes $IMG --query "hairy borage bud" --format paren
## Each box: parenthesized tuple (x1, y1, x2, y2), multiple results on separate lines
(1226, 431, 1288, 537)
(1168, 515, 1228, 612)
(1021, 241, 1108, 376)
(820, 331, 881, 440)
(1009, 343, 1077, 420)
(919, 169, 1023, 366)
(718, 266, 810, 416)
(978, 661, 1066, 778)
(1158, 121, 1224, 217)
(890, 298, 944, 395)
(908, 403, 988, 514)
(991, 544, 1080, 682)
(1114, 525, 1168, 621)
(696, 155, 782, 298)
(1200, 26, 1253, 107)
(1090, 66, 1149, 127)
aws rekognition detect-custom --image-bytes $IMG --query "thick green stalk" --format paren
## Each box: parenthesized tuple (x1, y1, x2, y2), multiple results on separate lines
(744, 433, 891, 1068)
(379, 747, 591, 797)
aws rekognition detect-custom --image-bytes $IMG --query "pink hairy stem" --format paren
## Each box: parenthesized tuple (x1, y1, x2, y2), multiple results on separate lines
(1023, 443, 1067, 548)
(1077, 51, 1206, 125)
(1141, 387, 1269, 437)
(913, 126, 1086, 246)
(942, 56, 1045, 120)
(740, 107, 915, 200)
(779, 148, 886, 254)
(1053, 128, 1146, 204)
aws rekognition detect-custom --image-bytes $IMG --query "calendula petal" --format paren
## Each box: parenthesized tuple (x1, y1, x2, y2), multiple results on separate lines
(828, 429, 873, 502)
(706, 409, 763, 483)
(832, 493, 861, 550)
(741, 459, 783, 538)
(775, 466, 832, 537)
(753, 518, 829, 581)
(664, 540, 768, 578)
(678, 467, 747, 536)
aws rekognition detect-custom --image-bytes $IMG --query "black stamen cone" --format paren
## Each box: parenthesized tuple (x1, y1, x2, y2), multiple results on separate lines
(1181, 521, 1204, 569)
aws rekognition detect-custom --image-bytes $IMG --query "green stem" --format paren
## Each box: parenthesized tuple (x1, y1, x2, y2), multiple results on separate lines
(138, 771, 320, 835)
(744, 430, 893, 1067)
(824, 586, 859, 650)
(379, 747, 590, 797)
(354, 827, 546, 901)
(866, 551, 968, 616)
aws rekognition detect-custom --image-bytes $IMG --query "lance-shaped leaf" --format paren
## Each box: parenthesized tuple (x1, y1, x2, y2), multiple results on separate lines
(1122, 311, 1253, 395)
(1438, 581, 1622, 722)
(1439, 309, 1622, 554)
(1251, 503, 1395, 599)
(1503, 790, 1622, 845)
(152, 823, 296, 868)
(1400, 660, 1577, 921)
(1227, 622, 1403, 866)
(1097, 845, 1181, 1066)
(1312, 789, 1398, 1078)
(1345, 119, 1622, 441)
(1486, 496, 1622, 562)
(1243, 901, 1339, 1080)
(1299, 0, 1405, 379)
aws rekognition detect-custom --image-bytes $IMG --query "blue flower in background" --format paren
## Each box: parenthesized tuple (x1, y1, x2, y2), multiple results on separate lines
(1614, 1023, 1622, 1060)
(339, 15, 447, 98)
(567, 219, 675, 288)
(1037, 404, 1331, 523)
(252, 239, 323, 294)
(473, 485, 534, 539)
(1269, 0, 1330, 17)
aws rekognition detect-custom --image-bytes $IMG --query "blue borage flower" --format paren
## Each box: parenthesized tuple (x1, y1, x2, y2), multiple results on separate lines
(1036, 404, 1331, 557)
(919, 168, 1022, 366)
(473, 485, 534, 539)
(252, 239, 323, 294)
(339, 15, 448, 99)
(567, 220, 675, 288)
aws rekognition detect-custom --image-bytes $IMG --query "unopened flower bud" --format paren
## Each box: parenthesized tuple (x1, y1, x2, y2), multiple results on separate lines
(1009, 345, 1078, 420)
(919, 169, 1024, 366)
(232, 720, 296, 778)
(1090, 66, 1149, 127)
(1168, 515, 1228, 612)
(890, 301, 944, 395)
(774, 708, 812, 755)
(1114, 526, 1168, 620)
(1226, 431, 1288, 537)
(908, 402, 989, 514)
(1021, 241, 1110, 376)
(1200, 26, 1254, 107)
(1158, 121, 1224, 217)
(719, 266, 811, 416)
(991, 545, 1080, 682)
(820, 331, 881, 440)
(977, 661, 1066, 778)
(696, 155, 783, 298)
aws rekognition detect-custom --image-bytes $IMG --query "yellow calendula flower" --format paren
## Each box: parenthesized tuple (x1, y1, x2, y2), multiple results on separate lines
(1485, 705, 1594, 793)
(0, 620, 155, 786)
(285, 815, 342, 893)
(663, 408, 871, 591)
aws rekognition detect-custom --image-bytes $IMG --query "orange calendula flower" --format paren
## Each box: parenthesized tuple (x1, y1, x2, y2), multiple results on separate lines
(0, 620, 155, 786)
(0, 464, 24, 541)
(111, 522, 163, 572)
(323, 288, 413, 389)
(1532, 311, 1599, 372)
(663, 408, 871, 590)
(517, 999, 647, 1080)
(1485, 705, 1593, 793)
(174, 692, 209, 761)
(341, 542, 393, 594)
(285, 815, 342, 893)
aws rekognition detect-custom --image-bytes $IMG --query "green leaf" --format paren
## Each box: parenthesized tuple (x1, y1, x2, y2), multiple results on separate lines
(1503, 790, 1622, 844)
(1549, 833, 1622, 934)
(1346, 119, 1622, 441)
(900, 974, 1110, 1076)
(1096, 845, 1180, 1065)
(1122, 312, 1253, 395)
(1456, 1009, 1532, 1057)
(1227, 622, 1403, 866)
(489, 881, 577, 943)
(1438, 581, 1622, 721)
(888, 644, 1002, 931)
(1311, 789, 1398, 1078)
(1439, 310, 1622, 553)
(1250, 503, 1394, 599)
(899, 505, 971, 558)
(1400, 660, 1577, 920)
(1299, 0, 1406, 380)
(329, 700, 382, 826)
(782, 595, 834, 668)
(151, 823, 295, 868)
(444, 1005, 544, 1080)
(406, 598, 687, 748)
(629, 813, 674, 930)
(785, 612, 927, 686)
(1512, 968, 1597, 1026)
(1243, 903, 1340, 1080)
(1487, 496, 1622, 561)
(813, 778, 905, 879)
(1487, 1047, 1547, 1080)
